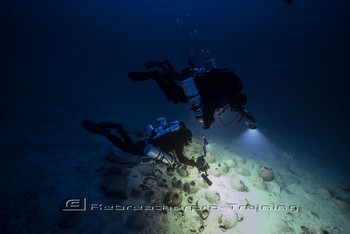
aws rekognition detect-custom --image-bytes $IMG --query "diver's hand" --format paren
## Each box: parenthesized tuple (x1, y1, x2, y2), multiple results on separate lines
(233, 106, 257, 129)
(240, 108, 257, 129)
(194, 156, 210, 172)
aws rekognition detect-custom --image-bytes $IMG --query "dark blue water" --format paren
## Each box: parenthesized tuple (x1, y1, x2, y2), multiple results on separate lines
(1, 0, 349, 233)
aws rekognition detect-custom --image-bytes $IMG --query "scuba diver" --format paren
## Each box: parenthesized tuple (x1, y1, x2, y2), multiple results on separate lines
(81, 117, 212, 185)
(128, 57, 257, 130)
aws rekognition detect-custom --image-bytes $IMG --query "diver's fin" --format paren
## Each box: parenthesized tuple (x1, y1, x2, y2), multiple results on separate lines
(98, 122, 123, 129)
(128, 71, 160, 81)
(144, 61, 162, 70)
(81, 120, 111, 135)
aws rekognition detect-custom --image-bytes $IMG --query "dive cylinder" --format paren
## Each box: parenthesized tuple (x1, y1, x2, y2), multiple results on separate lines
(143, 144, 175, 166)
(145, 124, 154, 138)
(155, 117, 167, 133)
(156, 117, 167, 127)
(180, 77, 204, 120)
(153, 121, 180, 139)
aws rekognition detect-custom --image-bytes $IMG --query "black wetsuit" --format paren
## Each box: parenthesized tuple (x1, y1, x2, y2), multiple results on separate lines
(129, 62, 249, 129)
(81, 120, 196, 166)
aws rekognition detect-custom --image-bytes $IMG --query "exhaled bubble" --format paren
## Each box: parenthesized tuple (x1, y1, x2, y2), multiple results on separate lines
(190, 28, 199, 39)
(201, 49, 211, 56)
(176, 19, 184, 28)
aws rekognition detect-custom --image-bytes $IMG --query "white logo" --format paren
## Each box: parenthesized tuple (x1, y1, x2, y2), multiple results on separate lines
(62, 198, 86, 211)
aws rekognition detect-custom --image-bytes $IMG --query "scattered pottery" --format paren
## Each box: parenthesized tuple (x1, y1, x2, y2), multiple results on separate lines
(234, 155, 246, 164)
(235, 166, 251, 176)
(226, 159, 237, 168)
(218, 209, 238, 231)
(204, 190, 221, 203)
(258, 167, 274, 182)
(177, 166, 189, 177)
(188, 216, 205, 232)
(252, 177, 267, 191)
(188, 180, 200, 194)
(173, 179, 183, 189)
(205, 153, 215, 164)
(163, 189, 183, 207)
(157, 178, 168, 188)
(153, 169, 163, 179)
(187, 196, 194, 203)
(218, 163, 229, 175)
(166, 168, 175, 176)
(171, 177, 178, 187)
(209, 164, 221, 177)
(198, 209, 209, 220)
(183, 182, 191, 193)
(230, 178, 248, 192)
(197, 198, 211, 220)
(198, 177, 210, 188)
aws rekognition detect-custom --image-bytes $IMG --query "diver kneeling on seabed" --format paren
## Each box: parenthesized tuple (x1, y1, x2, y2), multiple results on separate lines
(81, 117, 212, 186)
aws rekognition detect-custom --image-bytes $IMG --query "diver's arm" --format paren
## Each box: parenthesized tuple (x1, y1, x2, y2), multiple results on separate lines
(175, 148, 196, 166)
(233, 106, 257, 129)
(144, 60, 176, 74)
(129, 60, 187, 103)
(162, 60, 176, 74)
(129, 60, 174, 81)
(202, 109, 215, 129)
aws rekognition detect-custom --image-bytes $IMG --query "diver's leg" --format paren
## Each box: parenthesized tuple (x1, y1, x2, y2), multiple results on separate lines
(81, 120, 145, 155)
(162, 60, 176, 74)
(98, 122, 123, 129)
(106, 134, 146, 155)
(98, 122, 134, 146)
(81, 120, 111, 135)
(153, 74, 182, 103)
(144, 61, 163, 70)
(82, 120, 131, 151)
(99, 123, 136, 150)
(104, 134, 131, 152)
(115, 127, 134, 146)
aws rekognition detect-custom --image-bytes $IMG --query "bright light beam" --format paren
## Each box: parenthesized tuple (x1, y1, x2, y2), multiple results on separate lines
(236, 129, 276, 153)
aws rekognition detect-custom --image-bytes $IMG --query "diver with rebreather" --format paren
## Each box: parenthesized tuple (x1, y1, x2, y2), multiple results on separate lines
(81, 117, 212, 185)
(128, 56, 257, 130)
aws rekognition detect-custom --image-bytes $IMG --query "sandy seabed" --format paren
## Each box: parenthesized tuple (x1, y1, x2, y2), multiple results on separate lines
(0, 95, 349, 234)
